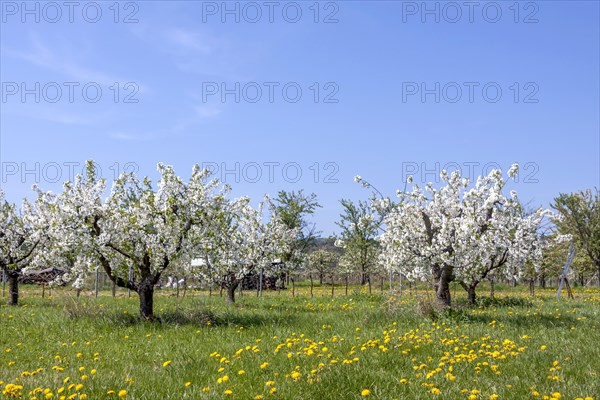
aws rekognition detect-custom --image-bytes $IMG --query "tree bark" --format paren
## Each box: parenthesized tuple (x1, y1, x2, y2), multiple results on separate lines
(331, 274, 334, 298)
(459, 281, 477, 305)
(7, 271, 19, 306)
(596, 260, 600, 287)
(345, 276, 348, 296)
(361, 272, 368, 286)
(436, 280, 451, 307)
(309, 274, 313, 297)
(433, 265, 452, 308)
(529, 278, 535, 296)
(138, 281, 155, 320)
(227, 285, 236, 304)
(466, 286, 476, 305)
(226, 275, 239, 304)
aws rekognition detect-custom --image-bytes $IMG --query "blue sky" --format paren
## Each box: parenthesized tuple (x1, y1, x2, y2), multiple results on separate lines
(1, 0, 599, 235)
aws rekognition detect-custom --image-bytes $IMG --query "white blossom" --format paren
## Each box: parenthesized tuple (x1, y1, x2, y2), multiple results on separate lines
(507, 163, 519, 178)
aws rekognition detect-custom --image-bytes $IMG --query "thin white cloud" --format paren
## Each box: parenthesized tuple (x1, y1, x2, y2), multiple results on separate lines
(3, 104, 105, 126)
(5, 34, 145, 90)
(165, 28, 215, 54)
(108, 104, 222, 141)
(194, 105, 222, 119)
(109, 132, 152, 141)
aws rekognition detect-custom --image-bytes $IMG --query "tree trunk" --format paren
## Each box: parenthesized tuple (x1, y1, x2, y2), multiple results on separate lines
(529, 278, 535, 296)
(227, 285, 236, 304)
(436, 280, 451, 307)
(226, 280, 239, 304)
(7, 271, 19, 306)
(345, 276, 348, 296)
(331, 274, 334, 298)
(460, 281, 477, 305)
(319, 273, 323, 286)
(596, 260, 600, 287)
(291, 277, 295, 298)
(466, 286, 476, 305)
(309, 274, 313, 297)
(399, 273, 403, 297)
(368, 276, 371, 294)
(138, 282, 155, 320)
(258, 270, 263, 297)
(540, 275, 546, 289)
(433, 265, 452, 308)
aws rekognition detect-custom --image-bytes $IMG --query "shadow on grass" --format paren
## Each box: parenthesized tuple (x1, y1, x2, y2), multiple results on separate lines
(474, 296, 534, 308)
(466, 311, 579, 329)
(402, 295, 581, 329)
(62, 297, 297, 328)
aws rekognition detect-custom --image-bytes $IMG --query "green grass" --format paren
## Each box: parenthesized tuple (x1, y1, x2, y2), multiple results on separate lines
(0, 284, 599, 400)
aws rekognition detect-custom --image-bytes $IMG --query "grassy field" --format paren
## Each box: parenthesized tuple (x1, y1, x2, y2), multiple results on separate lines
(1, 283, 599, 400)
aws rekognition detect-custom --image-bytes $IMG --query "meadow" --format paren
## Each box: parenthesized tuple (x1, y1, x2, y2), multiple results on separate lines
(1, 283, 599, 400)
